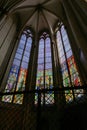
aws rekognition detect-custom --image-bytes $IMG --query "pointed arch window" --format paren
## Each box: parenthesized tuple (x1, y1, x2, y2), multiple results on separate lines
(35, 33, 54, 105)
(2, 29, 33, 104)
(56, 24, 83, 102)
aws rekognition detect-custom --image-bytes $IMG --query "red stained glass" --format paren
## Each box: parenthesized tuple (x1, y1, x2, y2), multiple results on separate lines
(36, 76, 44, 89)
(67, 56, 75, 66)
(2, 29, 32, 104)
(35, 35, 54, 104)
(57, 25, 82, 102)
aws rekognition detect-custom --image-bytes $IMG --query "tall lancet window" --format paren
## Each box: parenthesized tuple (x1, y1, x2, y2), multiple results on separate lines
(2, 29, 33, 104)
(56, 24, 83, 102)
(35, 33, 54, 105)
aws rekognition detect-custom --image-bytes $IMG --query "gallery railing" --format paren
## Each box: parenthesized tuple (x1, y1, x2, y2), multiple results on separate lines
(0, 85, 87, 130)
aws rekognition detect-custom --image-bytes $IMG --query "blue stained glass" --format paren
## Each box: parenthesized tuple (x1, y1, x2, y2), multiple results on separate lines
(63, 38, 70, 46)
(21, 34, 26, 41)
(27, 37, 32, 43)
(38, 64, 44, 70)
(38, 58, 44, 64)
(65, 44, 71, 52)
(24, 51, 30, 57)
(61, 25, 65, 32)
(35, 35, 54, 105)
(62, 34, 67, 41)
(38, 53, 44, 58)
(15, 53, 22, 60)
(13, 58, 21, 66)
(39, 44, 44, 49)
(46, 43, 50, 48)
(46, 47, 51, 53)
(9, 72, 17, 80)
(26, 43, 31, 48)
(45, 57, 51, 63)
(45, 63, 52, 69)
(19, 39, 25, 45)
(11, 65, 19, 73)
(66, 50, 72, 58)
(25, 46, 31, 52)
(21, 62, 28, 69)
(39, 48, 44, 53)
(17, 48, 23, 54)
(3, 29, 33, 104)
(18, 43, 25, 50)
(45, 37, 50, 45)
(23, 56, 29, 63)
(39, 42, 44, 48)
(46, 52, 51, 57)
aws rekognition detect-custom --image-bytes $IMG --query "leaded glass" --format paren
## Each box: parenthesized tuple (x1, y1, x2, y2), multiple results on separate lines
(17, 48, 23, 55)
(13, 58, 21, 66)
(66, 50, 72, 58)
(2, 29, 33, 104)
(21, 62, 28, 69)
(57, 24, 83, 102)
(35, 34, 54, 105)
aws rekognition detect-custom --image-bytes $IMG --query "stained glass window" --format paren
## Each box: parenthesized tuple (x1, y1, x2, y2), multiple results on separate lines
(56, 24, 83, 102)
(35, 33, 54, 105)
(2, 29, 33, 104)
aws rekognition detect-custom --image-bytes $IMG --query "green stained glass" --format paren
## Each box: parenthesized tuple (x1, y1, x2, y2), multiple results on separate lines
(57, 24, 83, 102)
(11, 65, 19, 73)
(69, 65, 77, 74)
(45, 75, 53, 89)
(2, 29, 32, 104)
(35, 35, 54, 105)
(62, 69, 69, 79)
(65, 90, 73, 102)
(67, 56, 75, 65)
(36, 76, 44, 90)
(45, 69, 52, 76)
(5, 72, 17, 92)
(2, 95, 13, 103)
(63, 78, 70, 87)
(37, 70, 43, 77)
(16, 68, 27, 91)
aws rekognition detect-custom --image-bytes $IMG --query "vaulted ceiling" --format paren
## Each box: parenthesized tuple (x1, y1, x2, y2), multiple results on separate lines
(0, 0, 64, 34)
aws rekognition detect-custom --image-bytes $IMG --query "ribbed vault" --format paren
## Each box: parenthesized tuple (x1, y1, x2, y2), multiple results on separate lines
(0, 0, 64, 34)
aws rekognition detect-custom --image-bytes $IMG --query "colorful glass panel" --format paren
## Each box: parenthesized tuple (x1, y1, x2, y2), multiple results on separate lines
(57, 24, 83, 102)
(2, 30, 32, 104)
(35, 35, 54, 105)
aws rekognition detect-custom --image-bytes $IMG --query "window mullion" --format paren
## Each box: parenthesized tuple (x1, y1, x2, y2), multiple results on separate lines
(60, 29, 72, 87)
(12, 36, 28, 102)
(43, 38, 45, 105)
